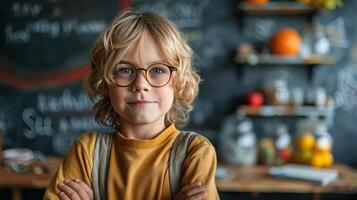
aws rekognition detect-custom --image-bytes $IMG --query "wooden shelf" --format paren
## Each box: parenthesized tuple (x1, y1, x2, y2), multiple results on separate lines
(238, 2, 316, 15)
(235, 54, 336, 65)
(238, 105, 333, 117)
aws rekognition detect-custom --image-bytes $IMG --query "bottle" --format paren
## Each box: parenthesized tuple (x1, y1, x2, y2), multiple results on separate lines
(258, 137, 276, 166)
(274, 124, 292, 165)
(219, 113, 257, 166)
(314, 123, 333, 152)
(263, 78, 290, 105)
(312, 26, 330, 55)
(311, 122, 334, 168)
(290, 87, 304, 106)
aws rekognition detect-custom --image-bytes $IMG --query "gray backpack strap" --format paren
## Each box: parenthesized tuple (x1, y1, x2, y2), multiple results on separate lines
(169, 131, 197, 199)
(92, 133, 114, 200)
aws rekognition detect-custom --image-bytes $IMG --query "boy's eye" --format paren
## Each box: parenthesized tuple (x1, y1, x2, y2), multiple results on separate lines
(114, 66, 135, 76)
(149, 65, 169, 74)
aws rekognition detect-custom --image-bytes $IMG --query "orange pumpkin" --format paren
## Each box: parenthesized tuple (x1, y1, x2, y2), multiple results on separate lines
(269, 27, 302, 56)
(245, 0, 269, 5)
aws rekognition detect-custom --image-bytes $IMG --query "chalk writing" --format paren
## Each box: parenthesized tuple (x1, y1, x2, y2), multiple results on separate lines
(133, 0, 210, 28)
(22, 107, 101, 139)
(5, 19, 106, 44)
(11, 2, 43, 18)
(3, 0, 108, 45)
(37, 89, 92, 113)
(22, 107, 54, 139)
(20, 88, 104, 139)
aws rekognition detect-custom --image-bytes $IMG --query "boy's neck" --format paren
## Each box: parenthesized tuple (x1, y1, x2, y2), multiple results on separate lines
(119, 119, 167, 140)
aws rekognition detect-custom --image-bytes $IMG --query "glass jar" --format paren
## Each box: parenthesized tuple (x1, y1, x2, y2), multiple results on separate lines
(314, 122, 333, 152)
(264, 78, 290, 105)
(312, 26, 330, 55)
(301, 25, 331, 57)
(274, 124, 292, 165)
(290, 87, 304, 106)
(219, 113, 257, 166)
(274, 124, 291, 150)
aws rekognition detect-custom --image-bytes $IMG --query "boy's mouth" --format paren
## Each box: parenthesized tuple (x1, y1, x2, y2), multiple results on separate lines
(127, 100, 156, 106)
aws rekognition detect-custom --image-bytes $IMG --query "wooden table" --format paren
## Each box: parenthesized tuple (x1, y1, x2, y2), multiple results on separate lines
(1, 157, 357, 200)
(0, 157, 61, 200)
(216, 164, 357, 199)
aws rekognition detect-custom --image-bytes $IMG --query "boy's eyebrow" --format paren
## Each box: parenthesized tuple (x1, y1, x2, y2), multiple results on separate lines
(118, 60, 171, 66)
(118, 60, 134, 65)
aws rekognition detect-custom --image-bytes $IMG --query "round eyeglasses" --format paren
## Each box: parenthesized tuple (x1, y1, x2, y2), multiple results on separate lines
(111, 62, 177, 87)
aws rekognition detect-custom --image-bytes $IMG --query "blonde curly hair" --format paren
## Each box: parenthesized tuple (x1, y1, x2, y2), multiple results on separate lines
(84, 10, 200, 129)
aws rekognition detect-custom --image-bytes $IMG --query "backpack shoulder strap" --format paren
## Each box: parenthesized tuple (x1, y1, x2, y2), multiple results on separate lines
(92, 132, 114, 200)
(169, 131, 197, 199)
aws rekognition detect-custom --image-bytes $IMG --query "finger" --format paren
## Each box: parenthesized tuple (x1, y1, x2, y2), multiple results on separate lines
(186, 185, 209, 197)
(58, 192, 71, 200)
(73, 178, 94, 199)
(186, 190, 208, 200)
(176, 183, 206, 200)
(175, 182, 200, 200)
(63, 179, 90, 200)
(180, 182, 201, 193)
(57, 182, 81, 200)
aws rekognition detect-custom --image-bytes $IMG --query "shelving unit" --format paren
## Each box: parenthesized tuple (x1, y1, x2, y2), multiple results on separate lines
(236, 1, 335, 122)
(235, 54, 336, 65)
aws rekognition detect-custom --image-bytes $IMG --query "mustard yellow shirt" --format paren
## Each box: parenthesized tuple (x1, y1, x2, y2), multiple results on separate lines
(44, 124, 219, 199)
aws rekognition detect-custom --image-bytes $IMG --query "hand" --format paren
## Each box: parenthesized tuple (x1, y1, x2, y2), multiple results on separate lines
(57, 178, 94, 200)
(175, 182, 209, 200)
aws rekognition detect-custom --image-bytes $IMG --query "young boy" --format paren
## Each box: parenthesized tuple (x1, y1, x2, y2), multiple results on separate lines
(44, 10, 219, 200)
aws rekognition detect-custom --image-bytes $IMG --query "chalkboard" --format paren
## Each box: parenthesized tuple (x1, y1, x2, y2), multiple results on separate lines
(1, 0, 357, 168)
(0, 0, 120, 155)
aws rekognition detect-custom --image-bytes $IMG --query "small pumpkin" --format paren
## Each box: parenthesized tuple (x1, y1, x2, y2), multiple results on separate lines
(269, 27, 302, 56)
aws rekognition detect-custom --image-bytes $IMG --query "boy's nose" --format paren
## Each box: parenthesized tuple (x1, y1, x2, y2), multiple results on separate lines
(131, 71, 150, 92)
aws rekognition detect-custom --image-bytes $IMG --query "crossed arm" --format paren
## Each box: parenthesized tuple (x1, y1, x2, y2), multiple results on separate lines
(57, 178, 209, 200)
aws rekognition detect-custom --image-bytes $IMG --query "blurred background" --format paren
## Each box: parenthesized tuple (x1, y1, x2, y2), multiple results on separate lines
(1, 0, 357, 199)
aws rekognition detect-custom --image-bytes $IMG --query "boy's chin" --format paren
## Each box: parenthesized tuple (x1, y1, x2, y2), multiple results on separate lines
(125, 115, 165, 126)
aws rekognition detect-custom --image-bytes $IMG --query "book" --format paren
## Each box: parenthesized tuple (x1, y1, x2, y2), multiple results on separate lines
(269, 164, 338, 186)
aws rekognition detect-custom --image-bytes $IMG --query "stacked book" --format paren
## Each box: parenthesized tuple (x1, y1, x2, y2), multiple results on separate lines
(269, 164, 338, 186)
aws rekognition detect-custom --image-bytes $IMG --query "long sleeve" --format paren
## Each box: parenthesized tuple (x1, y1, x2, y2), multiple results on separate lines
(43, 133, 96, 200)
(181, 135, 220, 200)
